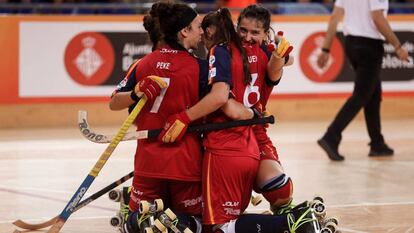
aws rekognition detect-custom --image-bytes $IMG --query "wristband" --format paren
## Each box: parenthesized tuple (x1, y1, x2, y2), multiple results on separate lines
(321, 48, 330, 53)
(130, 91, 140, 102)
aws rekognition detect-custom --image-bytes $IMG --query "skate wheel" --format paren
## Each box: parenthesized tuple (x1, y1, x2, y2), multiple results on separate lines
(325, 221, 337, 232)
(154, 219, 166, 232)
(164, 208, 177, 221)
(144, 227, 154, 233)
(324, 217, 339, 226)
(320, 227, 333, 233)
(313, 196, 324, 203)
(311, 201, 326, 216)
(140, 200, 150, 214)
(110, 216, 122, 227)
(154, 199, 164, 212)
(109, 189, 121, 202)
(251, 195, 263, 206)
(183, 228, 193, 233)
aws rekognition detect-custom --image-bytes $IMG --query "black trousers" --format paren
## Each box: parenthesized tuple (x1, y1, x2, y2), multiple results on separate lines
(326, 35, 385, 147)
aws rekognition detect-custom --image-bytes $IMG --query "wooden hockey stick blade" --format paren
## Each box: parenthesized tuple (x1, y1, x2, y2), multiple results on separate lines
(13, 171, 134, 230)
(79, 111, 274, 143)
(47, 98, 147, 233)
(78, 110, 143, 143)
(13, 216, 58, 231)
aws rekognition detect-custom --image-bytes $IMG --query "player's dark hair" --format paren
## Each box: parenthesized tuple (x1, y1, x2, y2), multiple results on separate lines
(237, 4, 274, 42)
(202, 8, 251, 85)
(144, 3, 163, 51)
(152, 1, 198, 50)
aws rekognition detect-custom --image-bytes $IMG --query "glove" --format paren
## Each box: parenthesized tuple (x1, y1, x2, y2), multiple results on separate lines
(159, 111, 191, 143)
(134, 75, 168, 101)
(268, 31, 293, 59)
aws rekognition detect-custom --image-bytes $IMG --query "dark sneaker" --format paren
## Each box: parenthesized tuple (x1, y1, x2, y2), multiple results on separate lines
(369, 143, 394, 157)
(317, 138, 344, 161)
(287, 206, 321, 233)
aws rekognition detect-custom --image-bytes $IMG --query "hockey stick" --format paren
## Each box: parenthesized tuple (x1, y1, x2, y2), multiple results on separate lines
(79, 110, 275, 143)
(78, 110, 142, 143)
(13, 171, 134, 230)
(46, 97, 147, 233)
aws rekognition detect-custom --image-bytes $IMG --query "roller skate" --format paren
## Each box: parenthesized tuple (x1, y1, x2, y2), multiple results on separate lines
(122, 199, 165, 233)
(139, 199, 164, 215)
(308, 197, 339, 233)
(109, 186, 132, 228)
(144, 208, 193, 233)
(271, 198, 296, 216)
(272, 196, 339, 232)
(287, 206, 321, 233)
(320, 217, 339, 233)
(271, 197, 325, 217)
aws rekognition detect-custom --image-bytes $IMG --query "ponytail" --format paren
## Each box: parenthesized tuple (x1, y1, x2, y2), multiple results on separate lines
(143, 14, 161, 51)
(216, 8, 251, 85)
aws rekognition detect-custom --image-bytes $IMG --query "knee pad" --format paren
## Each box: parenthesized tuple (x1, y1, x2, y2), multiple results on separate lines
(260, 174, 293, 206)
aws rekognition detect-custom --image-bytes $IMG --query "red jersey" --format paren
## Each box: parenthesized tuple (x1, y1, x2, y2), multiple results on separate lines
(114, 45, 208, 181)
(243, 43, 269, 108)
(203, 43, 259, 159)
(244, 42, 282, 161)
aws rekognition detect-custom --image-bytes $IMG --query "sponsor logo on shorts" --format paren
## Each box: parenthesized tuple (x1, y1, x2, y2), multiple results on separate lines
(222, 201, 240, 216)
(130, 187, 144, 205)
(222, 201, 239, 207)
(223, 207, 240, 215)
(182, 196, 202, 207)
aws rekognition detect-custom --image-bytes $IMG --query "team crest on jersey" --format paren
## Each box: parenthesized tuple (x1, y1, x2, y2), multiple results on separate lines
(116, 77, 128, 90)
(209, 55, 216, 65)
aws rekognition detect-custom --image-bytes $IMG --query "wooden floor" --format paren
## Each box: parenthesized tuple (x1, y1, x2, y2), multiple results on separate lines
(1, 118, 414, 233)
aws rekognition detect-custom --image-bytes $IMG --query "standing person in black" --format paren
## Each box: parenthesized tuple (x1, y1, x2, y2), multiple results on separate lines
(316, 0, 408, 161)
